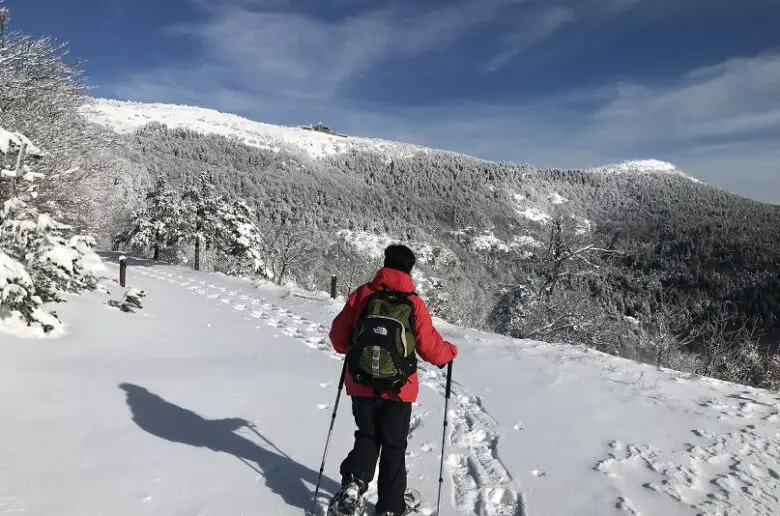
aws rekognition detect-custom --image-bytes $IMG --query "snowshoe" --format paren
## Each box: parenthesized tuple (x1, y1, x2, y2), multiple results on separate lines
(377, 489, 422, 516)
(327, 478, 367, 516)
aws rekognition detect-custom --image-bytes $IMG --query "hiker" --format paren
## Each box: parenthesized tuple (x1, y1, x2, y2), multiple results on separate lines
(327, 244, 458, 516)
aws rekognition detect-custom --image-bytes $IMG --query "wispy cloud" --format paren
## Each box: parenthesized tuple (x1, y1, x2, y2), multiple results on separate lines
(582, 53, 780, 149)
(484, 7, 575, 73)
(161, 0, 533, 100)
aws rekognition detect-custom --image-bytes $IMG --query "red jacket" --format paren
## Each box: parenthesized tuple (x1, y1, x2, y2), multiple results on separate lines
(329, 267, 458, 403)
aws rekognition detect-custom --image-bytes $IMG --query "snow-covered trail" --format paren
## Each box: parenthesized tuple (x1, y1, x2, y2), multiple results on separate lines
(130, 260, 527, 516)
(2, 255, 779, 516)
(0, 256, 525, 516)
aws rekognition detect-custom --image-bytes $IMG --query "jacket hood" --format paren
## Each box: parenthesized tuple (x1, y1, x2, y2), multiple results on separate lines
(369, 267, 416, 293)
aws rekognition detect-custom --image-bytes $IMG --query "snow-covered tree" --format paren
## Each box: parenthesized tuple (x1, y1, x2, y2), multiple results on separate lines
(123, 172, 271, 278)
(124, 176, 193, 261)
(0, 5, 119, 239)
(488, 214, 632, 353)
(257, 220, 316, 285)
(181, 172, 220, 271)
(0, 11, 87, 162)
(212, 197, 270, 278)
(0, 127, 104, 335)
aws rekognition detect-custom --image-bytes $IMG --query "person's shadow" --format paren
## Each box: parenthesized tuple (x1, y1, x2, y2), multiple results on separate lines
(119, 383, 340, 511)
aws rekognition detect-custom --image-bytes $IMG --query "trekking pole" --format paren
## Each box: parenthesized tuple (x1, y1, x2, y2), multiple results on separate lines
(435, 361, 454, 516)
(309, 359, 348, 515)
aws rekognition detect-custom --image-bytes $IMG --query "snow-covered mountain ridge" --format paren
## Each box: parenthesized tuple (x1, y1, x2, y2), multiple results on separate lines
(82, 98, 433, 161)
(83, 98, 696, 181)
(586, 159, 701, 182)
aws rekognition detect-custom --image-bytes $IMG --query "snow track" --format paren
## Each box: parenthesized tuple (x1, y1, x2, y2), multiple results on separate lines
(134, 266, 527, 515)
(596, 391, 780, 516)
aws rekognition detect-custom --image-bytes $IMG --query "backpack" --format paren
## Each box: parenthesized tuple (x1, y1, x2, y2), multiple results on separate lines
(347, 289, 418, 395)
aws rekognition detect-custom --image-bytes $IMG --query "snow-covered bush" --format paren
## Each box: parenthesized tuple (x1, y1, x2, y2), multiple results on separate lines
(0, 127, 105, 336)
(108, 288, 145, 313)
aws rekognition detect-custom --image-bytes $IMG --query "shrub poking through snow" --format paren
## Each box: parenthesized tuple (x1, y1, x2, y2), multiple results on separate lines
(108, 288, 145, 313)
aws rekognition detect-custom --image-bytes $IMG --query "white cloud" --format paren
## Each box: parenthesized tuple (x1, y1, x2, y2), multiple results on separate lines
(583, 53, 780, 148)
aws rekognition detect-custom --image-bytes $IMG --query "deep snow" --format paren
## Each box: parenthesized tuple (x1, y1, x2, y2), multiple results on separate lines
(1, 255, 778, 515)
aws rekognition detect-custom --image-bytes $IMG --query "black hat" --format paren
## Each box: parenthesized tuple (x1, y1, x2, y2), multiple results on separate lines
(383, 244, 416, 274)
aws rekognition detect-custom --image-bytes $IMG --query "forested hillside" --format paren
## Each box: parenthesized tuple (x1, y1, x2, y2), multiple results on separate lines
(90, 118, 780, 390)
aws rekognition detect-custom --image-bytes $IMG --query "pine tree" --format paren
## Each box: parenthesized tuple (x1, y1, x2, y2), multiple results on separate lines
(125, 176, 193, 260)
(213, 197, 270, 278)
(182, 172, 220, 271)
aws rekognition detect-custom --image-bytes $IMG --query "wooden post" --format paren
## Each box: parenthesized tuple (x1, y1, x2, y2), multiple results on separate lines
(119, 256, 127, 287)
(330, 275, 337, 299)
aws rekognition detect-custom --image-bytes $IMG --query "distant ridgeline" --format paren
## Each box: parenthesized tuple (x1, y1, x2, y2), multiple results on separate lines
(102, 117, 780, 389)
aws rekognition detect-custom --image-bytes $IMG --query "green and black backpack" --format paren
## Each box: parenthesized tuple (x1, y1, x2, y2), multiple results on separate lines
(347, 289, 418, 394)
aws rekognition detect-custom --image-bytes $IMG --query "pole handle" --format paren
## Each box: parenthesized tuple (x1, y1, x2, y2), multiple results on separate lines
(445, 361, 453, 399)
(337, 357, 348, 389)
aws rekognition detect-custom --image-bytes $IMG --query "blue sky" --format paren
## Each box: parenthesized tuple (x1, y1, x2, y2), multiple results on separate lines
(7, 0, 780, 203)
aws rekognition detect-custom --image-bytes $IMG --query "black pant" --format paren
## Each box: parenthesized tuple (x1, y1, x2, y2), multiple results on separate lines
(339, 396, 412, 514)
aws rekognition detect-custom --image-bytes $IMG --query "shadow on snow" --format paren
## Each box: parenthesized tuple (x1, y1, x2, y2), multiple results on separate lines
(118, 383, 340, 511)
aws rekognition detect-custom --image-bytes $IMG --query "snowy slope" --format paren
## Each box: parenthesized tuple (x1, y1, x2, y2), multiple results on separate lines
(82, 99, 432, 160)
(2, 255, 779, 516)
(83, 99, 702, 186)
(586, 159, 701, 182)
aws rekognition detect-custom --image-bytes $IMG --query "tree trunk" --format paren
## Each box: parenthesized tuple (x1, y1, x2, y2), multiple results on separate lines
(153, 229, 161, 260)
(194, 235, 201, 271)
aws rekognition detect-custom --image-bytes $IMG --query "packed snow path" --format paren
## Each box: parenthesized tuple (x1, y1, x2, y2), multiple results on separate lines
(132, 263, 527, 516)
(1, 255, 779, 516)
